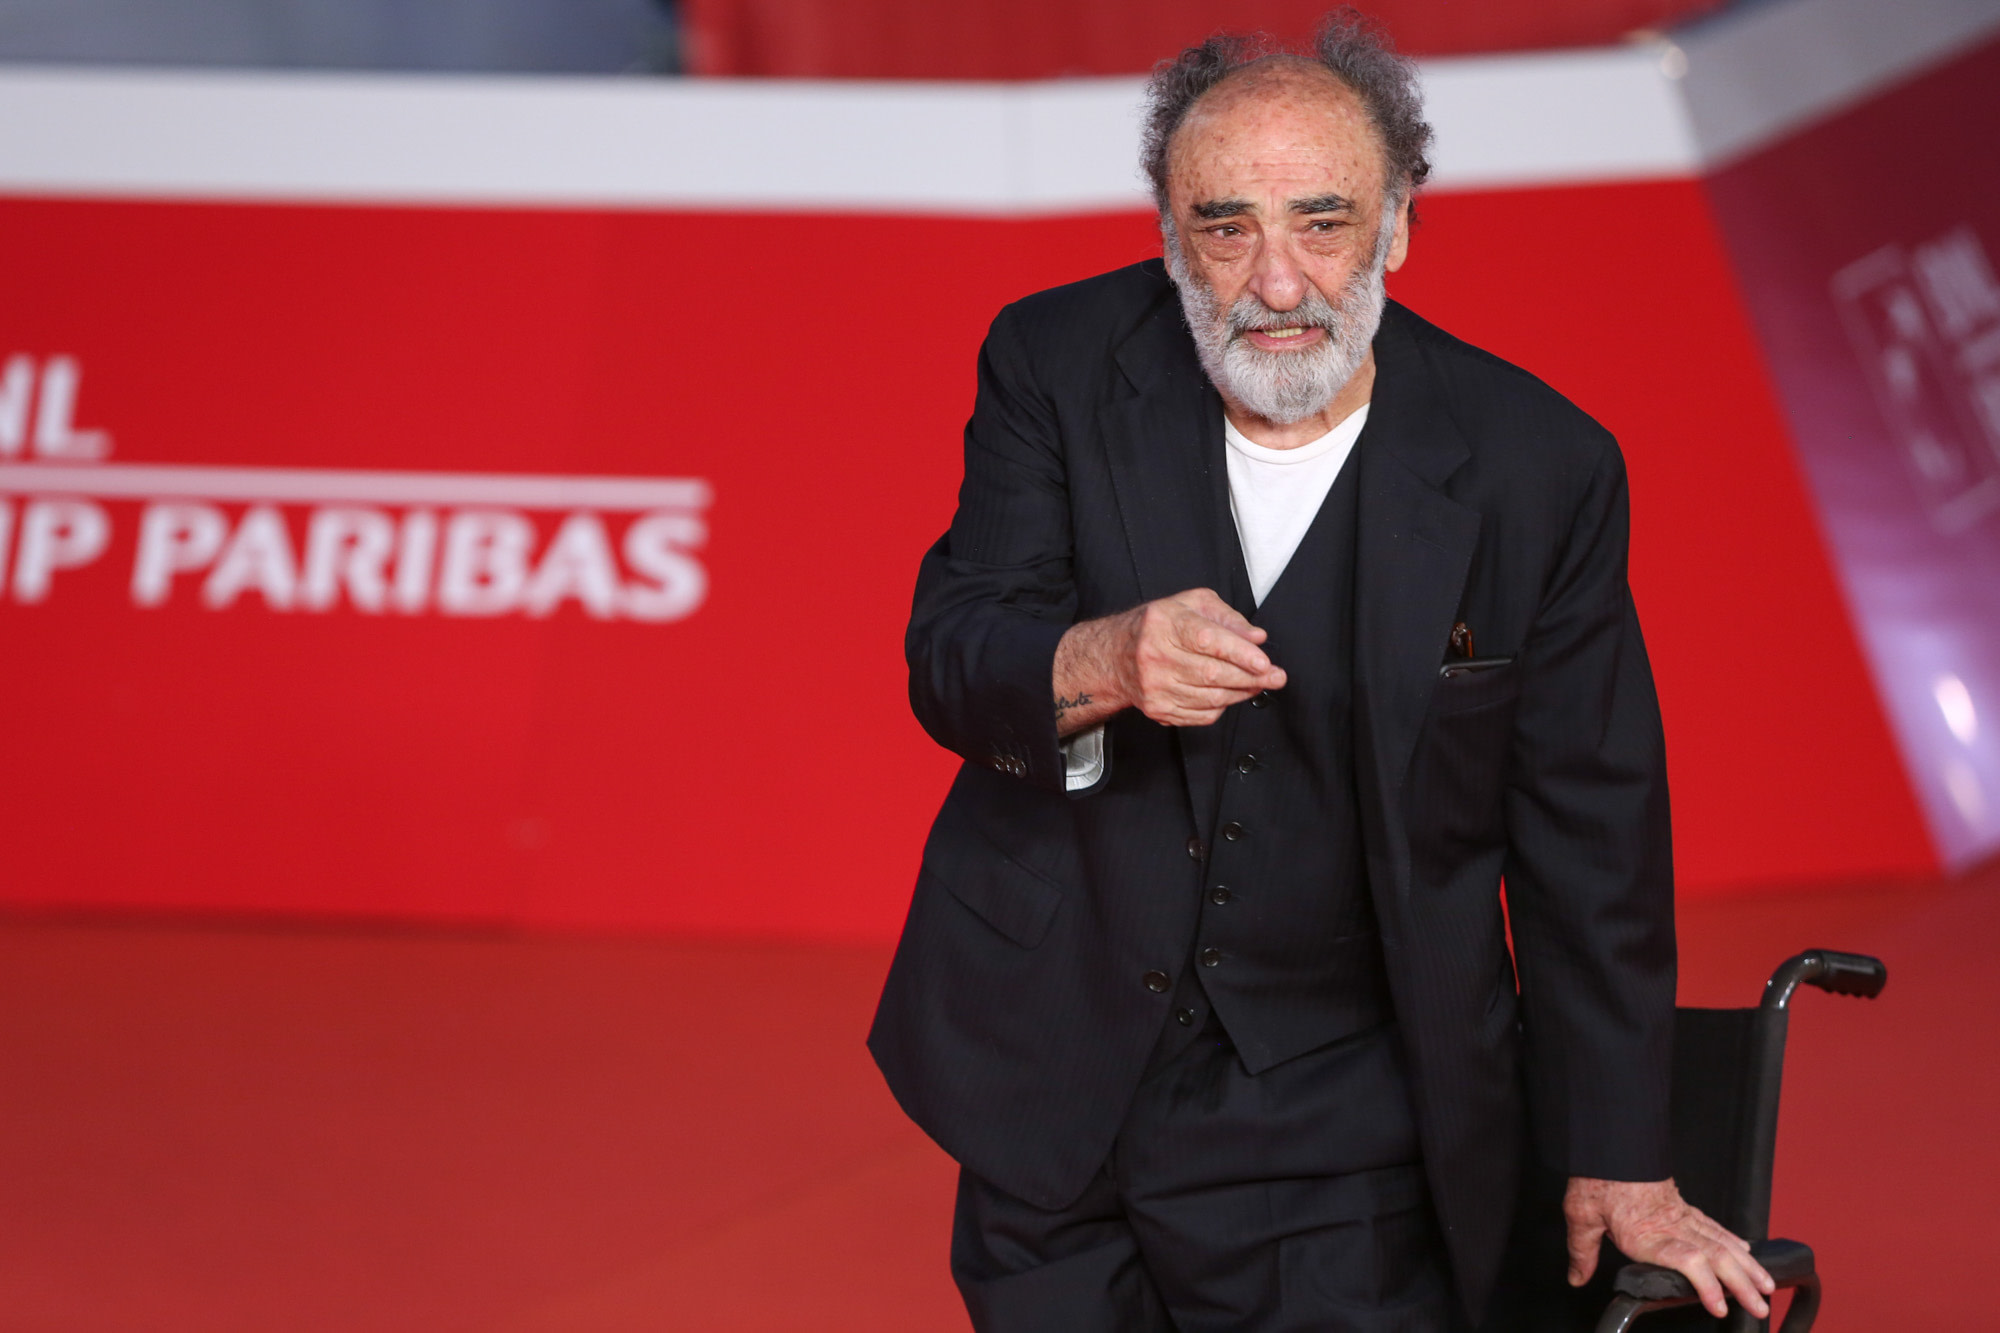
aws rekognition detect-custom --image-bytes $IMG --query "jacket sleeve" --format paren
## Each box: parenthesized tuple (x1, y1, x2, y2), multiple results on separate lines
(905, 303, 1086, 795)
(1501, 434, 1677, 1183)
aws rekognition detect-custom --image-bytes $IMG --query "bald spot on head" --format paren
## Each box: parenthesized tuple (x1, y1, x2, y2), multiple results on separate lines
(1164, 57, 1391, 221)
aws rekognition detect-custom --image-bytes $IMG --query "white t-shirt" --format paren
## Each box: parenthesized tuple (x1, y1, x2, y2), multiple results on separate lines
(1061, 403, 1369, 791)
(1224, 403, 1368, 606)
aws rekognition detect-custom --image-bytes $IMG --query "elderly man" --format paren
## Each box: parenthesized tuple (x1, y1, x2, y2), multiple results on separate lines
(870, 13, 1773, 1330)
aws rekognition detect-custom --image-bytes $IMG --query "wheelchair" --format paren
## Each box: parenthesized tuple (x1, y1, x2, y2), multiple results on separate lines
(1602, 949, 1889, 1332)
(1489, 949, 1888, 1333)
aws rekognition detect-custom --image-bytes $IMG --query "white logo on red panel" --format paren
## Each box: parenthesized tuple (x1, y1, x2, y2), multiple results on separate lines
(1833, 226, 2000, 535)
(0, 356, 709, 621)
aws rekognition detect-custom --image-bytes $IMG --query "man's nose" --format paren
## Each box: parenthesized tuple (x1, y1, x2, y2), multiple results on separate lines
(1247, 237, 1308, 313)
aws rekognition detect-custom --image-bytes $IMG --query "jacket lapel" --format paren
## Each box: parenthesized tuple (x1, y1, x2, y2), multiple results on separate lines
(1354, 303, 1482, 887)
(1100, 292, 1230, 606)
(1099, 285, 1235, 831)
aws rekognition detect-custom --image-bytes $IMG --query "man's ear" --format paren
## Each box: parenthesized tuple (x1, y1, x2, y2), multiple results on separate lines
(1385, 200, 1412, 274)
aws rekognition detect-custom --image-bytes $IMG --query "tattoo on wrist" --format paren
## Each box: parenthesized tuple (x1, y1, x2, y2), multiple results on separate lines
(1054, 692, 1093, 718)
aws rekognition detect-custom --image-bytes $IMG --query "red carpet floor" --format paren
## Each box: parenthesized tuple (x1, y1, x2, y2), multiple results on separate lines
(0, 865, 1992, 1330)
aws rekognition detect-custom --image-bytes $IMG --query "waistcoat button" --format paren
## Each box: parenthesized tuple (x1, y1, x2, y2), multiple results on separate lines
(1210, 886, 1232, 905)
(1200, 947, 1222, 967)
(1235, 753, 1259, 774)
(1175, 1008, 1196, 1026)
(1220, 821, 1246, 842)
(1142, 970, 1171, 993)
(1249, 691, 1271, 709)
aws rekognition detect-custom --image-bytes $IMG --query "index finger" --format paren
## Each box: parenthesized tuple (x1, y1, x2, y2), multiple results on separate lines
(1178, 618, 1280, 680)
(1179, 588, 1264, 641)
(1711, 1250, 1773, 1319)
(1674, 1255, 1731, 1320)
(1673, 1248, 1769, 1322)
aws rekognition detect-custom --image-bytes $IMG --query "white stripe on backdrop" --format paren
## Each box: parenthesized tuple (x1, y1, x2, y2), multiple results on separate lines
(0, 0, 1990, 211)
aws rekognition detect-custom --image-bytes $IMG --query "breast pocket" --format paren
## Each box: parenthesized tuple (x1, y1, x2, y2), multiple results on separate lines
(1408, 660, 1522, 883)
(1430, 657, 1519, 716)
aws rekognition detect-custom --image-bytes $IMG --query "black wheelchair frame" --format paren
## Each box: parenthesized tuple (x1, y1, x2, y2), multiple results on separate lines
(1593, 949, 1889, 1333)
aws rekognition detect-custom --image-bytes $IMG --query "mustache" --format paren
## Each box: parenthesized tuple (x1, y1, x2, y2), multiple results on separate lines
(1225, 289, 1342, 339)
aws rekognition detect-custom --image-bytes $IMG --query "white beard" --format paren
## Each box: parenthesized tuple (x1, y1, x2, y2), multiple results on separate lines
(1164, 211, 1394, 426)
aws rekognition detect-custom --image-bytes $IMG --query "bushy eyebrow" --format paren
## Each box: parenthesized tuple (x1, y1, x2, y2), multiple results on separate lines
(1188, 192, 1357, 222)
(1289, 192, 1356, 215)
(1190, 197, 1252, 220)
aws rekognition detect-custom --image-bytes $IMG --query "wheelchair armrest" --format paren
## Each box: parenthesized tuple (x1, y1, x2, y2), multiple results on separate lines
(1611, 1262, 1697, 1303)
(1599, 1240, 1821, 1333)
(1751, 1237, 1816, 1285)
(1613, 1238, 1815, 1302)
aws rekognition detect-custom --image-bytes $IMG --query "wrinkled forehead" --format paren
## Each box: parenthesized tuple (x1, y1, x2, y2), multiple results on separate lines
(1165, 62, 1387, 207)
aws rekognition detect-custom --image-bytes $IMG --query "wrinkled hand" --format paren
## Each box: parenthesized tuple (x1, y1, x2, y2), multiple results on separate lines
(1052, 588, 1286, 735)
(1565, 1177, 1774, 1320)
(1108, 587, 1286, 727)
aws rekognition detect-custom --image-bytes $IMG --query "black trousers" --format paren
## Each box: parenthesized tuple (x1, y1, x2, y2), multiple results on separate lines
(951, 1014, 1460, 1332)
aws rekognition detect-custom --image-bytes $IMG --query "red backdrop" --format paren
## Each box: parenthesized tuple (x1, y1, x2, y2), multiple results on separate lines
(0, 175, 1933, 940)
(1699, 38, 2000, 870)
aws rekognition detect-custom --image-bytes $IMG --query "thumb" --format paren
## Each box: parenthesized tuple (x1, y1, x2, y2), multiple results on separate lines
(1566, 1212, 1606, 1287)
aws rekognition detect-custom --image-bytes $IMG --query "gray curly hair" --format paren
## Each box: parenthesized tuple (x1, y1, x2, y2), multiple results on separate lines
(1139, 9, 1433, 214)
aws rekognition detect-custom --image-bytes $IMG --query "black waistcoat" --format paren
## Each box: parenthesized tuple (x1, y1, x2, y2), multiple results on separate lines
(1177, 443, 1394, 1075)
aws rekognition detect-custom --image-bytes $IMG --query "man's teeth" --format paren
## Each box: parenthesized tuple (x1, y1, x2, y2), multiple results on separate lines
(1261, 327, 1306, 339)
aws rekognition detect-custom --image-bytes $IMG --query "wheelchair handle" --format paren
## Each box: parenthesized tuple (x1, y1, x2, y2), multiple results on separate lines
(1763, 950, 1887, 1009)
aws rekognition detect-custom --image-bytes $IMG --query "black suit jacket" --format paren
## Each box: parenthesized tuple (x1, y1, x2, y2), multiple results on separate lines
(869, 259, 1675, 1318)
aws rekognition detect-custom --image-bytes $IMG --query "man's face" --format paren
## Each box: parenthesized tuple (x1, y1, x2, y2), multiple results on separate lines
(1163, 63, 1410, 424)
